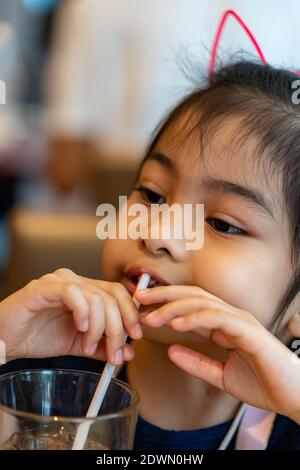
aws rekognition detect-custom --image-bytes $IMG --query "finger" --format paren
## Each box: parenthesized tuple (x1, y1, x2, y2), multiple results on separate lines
(33, 280, 90, 332)
(111, 284, 142, 339)
(123, 343, 135, 361)
(135, 285, 221, 305)
(103, 296, 126, 365)
(170, 309, 229, 332)
(141, 296, 225, 327)
(87, 337, 135, 361)
(63, 276, 124, 298)
(70, 334, 107, 361)
(169, 309, 263, 355)
(169, 312, 237, 347)
(169, 316, 213, 339)
(51, 270, 112, 296)
(65, 275, 110, 290)
(85, 340, 133, 362)
(90, 337, 107, 360)
(81, 291, 105, 355)
(168, 344, 225, 391)
(59, 277, 142, 340)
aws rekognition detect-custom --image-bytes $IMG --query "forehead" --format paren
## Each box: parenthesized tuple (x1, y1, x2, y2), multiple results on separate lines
(150, 112, 282, 210)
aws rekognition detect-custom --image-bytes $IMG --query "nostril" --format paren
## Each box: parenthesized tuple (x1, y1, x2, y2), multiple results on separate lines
(140, 238, 172, 258)
(156, 247, 172, 257)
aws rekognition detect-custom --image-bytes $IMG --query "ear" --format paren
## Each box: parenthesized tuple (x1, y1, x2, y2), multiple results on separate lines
(287, 311, 300, 337)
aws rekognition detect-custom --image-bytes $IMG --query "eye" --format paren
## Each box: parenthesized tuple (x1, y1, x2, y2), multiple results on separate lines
(207, 217, 247, 235)
(133, 185, 166, 205)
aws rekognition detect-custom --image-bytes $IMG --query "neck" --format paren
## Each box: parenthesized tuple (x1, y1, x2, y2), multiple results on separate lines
(127, 339, 240, 431)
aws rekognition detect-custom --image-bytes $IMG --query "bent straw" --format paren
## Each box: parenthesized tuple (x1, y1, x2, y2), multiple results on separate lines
(72, 272, 151, 450)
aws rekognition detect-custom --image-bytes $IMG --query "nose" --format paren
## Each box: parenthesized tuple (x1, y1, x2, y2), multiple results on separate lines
(138, 204, 193, 261)
(141, 235, 186, 261)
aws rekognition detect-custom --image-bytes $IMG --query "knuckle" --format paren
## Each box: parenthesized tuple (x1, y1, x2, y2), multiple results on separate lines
(112, 282, 128, 297)
(54, 268, 74, 278)
(39, 273, 55, 282)
(122, 298, 137, 314)
(107, 296, 119, 310)
(26, 278, 40, 292)
(91, 292, 104, 307)
(90, 291, 100, 303)
(64, 282, 78, 296)
(99, 290, 117, 307)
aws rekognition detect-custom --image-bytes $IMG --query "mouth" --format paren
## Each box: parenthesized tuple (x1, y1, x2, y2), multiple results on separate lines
(130, 275, 163, 288)
(123, 266, 170, 295)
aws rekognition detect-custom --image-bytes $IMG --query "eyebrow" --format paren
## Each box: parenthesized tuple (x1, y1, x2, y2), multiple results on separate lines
(145, 151, 275, 218)
(202, 178, 275, 219)
(146, 151, 177, 175)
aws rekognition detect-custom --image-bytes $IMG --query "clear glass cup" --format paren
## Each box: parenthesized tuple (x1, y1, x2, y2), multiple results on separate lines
(0, 369, 139, 450)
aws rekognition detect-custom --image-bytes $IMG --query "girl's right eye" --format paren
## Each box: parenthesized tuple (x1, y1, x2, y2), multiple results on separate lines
(133, 185, 166, 205)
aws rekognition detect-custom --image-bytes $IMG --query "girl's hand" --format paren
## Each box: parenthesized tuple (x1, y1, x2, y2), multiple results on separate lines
(135, 285, 300, 424)
(0, 269, 142, 365)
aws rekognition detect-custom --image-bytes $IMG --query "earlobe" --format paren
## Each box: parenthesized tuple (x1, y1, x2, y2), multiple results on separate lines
(287, 312, 300, 336)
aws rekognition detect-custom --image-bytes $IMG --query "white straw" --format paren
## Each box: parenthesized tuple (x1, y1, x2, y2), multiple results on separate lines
(72, 272, 151, 450)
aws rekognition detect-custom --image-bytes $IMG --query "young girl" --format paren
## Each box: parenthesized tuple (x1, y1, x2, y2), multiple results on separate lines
(101, 59, 300, 449)
(1, 60, 300, 450)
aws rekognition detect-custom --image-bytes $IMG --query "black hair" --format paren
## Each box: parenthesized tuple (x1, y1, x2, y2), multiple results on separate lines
(139, 60, 300, 331)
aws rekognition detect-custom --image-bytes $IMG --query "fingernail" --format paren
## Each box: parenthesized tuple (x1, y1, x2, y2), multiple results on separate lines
(114, 349, 123, 364)
(87, 343, 97, 356)
(80, 319, 89, 332)
(136, 289, 148, 294)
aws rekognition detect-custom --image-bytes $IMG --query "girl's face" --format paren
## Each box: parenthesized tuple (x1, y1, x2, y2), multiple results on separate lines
(102, 116, 293, 356)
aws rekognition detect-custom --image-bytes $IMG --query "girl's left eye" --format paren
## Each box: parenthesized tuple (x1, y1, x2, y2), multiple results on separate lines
(133, 185, 166, 205)
(207, 217, 247, 235)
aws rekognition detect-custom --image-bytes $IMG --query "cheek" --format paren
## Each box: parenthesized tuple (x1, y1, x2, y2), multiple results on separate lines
(101, 238, 129, 281)
(191, 241, 289, 326)
(101, 197, 145, 280)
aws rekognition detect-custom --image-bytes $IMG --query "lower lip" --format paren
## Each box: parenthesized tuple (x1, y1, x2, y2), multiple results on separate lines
(122, 275, 166, 296)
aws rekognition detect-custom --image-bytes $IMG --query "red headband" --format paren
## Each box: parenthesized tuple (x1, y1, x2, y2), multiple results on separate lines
(209, 9, 300, 82)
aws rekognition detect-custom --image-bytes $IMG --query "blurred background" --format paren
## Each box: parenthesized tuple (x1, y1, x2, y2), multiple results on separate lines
(0, 0, 299, 297)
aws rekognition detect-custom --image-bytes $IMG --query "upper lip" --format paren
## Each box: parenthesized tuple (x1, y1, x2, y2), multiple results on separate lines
(125, 265, 170, 286)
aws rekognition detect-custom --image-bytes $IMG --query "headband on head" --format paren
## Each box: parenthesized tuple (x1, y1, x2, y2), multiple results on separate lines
(209, 9, 300, 82)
